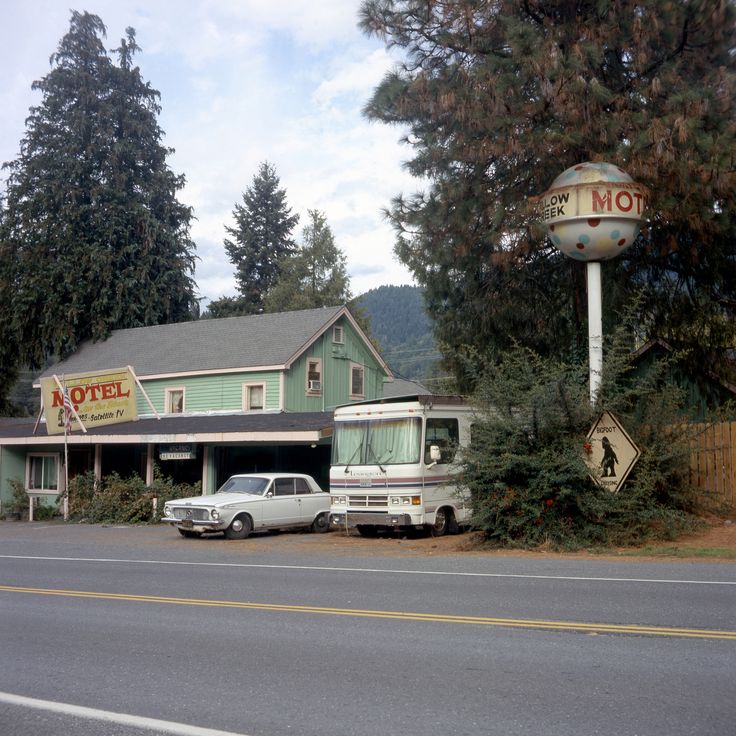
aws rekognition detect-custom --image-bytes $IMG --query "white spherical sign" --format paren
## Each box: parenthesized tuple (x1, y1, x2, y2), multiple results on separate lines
(540, 162, 648, 261)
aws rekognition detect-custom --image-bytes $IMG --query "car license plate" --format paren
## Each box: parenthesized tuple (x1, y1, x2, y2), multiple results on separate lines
(180, 519, 194, 529)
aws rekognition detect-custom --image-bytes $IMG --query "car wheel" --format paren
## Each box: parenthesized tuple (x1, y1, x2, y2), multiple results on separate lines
(356, 525, 379, 538)
(178, 528, 201, 539)
(310, 512, 330, 534)
(225, 514, 252, 540)
(428, 507, 450, 537)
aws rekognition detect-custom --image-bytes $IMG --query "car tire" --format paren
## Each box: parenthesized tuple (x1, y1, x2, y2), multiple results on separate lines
(178, 528, 201, 539)
(225, 514, 252, 540)
(310, 512, 330, 534)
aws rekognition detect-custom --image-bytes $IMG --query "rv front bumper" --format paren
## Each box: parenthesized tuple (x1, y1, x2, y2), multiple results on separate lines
(329, 512, 414, 528)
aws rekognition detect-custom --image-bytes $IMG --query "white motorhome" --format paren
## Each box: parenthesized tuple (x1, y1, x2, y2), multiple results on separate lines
(329, 395, 473, 536)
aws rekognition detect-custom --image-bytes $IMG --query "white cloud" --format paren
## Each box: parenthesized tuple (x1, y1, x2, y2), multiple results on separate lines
(0, 0, 420, 305)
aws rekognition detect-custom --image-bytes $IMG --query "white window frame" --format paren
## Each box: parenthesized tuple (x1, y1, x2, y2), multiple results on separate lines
(242, 382, 266, 411)
(165, 387, 185, 414)
(332, 325, 345, 344)
(349, 362, 365, 399)
(306, 358, 322, 394)
(26, 453, 61, 494)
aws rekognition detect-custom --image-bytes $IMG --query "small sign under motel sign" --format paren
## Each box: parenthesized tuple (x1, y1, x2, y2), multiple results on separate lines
(159, 444, 196, 461)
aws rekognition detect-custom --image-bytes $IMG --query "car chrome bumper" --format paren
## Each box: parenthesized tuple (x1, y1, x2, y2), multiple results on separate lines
(329, 512, 414, 527)
(161, 517, 226, 531)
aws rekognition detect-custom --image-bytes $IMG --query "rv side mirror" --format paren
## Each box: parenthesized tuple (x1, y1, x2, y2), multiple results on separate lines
(429, 445, 442, 463)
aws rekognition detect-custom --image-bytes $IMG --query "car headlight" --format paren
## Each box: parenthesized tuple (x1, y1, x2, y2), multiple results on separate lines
(210, 509, 220, 520)
(163, 505, 173, 517)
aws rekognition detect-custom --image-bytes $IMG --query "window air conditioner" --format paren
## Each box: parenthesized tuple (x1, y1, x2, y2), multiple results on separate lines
(308, 380, 321, 391)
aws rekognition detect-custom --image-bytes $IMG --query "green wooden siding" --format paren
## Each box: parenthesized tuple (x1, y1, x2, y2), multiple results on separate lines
(122, 316, 388, 415)
(283, 317, 386, 410)
(0, 446, 31, 505)
(135, 371, 282, 414)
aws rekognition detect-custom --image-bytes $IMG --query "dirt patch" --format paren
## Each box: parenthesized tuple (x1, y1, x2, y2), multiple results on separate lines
(234, 516, 736, 561)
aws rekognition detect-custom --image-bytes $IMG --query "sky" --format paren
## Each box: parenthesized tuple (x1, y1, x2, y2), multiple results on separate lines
(0, 0, 421, 305)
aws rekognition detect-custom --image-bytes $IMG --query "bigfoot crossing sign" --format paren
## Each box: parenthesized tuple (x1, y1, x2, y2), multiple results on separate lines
(585, 411, 640, 493)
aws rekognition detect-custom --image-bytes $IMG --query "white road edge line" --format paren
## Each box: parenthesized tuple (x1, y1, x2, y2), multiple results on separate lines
(0, 554, 734, 585)
(0, 690, 249, 736)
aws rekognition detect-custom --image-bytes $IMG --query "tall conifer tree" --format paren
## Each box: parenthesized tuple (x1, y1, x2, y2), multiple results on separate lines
(360, 0, 736, 388)
(223, 162, 299, 314)
(0, 11, 197, 372)
(265, 210, 351, 312)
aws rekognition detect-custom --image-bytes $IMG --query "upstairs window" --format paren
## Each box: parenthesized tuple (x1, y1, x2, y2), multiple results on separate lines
(350, 363, 365, 399)
(165, 388, 185, 414)
(332, 325, 344, 344)
(243, 383, 265, 411)
(307, 359, 322, 394)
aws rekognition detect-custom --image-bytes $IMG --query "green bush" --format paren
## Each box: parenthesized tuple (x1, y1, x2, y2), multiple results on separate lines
(460, 325, 706, 550)
(6, 478, 29, 514)
(64, 468, 200, 524)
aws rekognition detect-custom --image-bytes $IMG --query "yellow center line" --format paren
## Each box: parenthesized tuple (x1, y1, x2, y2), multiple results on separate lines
(2, 584, 734, 640)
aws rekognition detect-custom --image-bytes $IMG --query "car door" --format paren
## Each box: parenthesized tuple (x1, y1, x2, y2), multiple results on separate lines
(294, 477, 328, 524)
(260, 477, 300, 527)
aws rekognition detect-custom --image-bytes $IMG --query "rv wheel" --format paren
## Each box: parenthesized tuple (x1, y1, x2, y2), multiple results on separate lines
(429, 508, 450, 537)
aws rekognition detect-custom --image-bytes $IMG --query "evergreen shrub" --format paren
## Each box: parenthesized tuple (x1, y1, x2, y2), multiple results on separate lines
(461, 328, 707, 550)
(64, 468, 200, 524)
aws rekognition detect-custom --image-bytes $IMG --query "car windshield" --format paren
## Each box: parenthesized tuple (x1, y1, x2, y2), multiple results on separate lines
(216, 476, 270, 495)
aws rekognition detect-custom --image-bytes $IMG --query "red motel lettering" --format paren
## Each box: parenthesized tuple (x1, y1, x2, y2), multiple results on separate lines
(51, 381, 131, 408)
(592, 187, 647, 216)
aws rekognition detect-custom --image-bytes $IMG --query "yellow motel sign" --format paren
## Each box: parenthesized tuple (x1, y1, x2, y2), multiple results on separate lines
(41, 367, 138, 435)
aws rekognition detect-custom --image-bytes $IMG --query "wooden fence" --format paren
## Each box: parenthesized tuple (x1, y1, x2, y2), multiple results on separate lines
(689, 422, 736, 513)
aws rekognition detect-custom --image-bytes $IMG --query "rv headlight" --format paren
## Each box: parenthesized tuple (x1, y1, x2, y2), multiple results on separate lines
(331, 496, 346, 505)
(390, 497, 399, 505)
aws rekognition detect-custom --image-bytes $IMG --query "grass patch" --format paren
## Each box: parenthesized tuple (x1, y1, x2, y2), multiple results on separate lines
(622, 545, 736, 560)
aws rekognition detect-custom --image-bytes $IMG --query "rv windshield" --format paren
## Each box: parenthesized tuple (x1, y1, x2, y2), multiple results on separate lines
(332, 417, 422, 466)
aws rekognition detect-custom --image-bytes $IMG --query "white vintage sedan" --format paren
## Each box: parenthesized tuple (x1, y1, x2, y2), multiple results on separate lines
(162, 473, 330, 540)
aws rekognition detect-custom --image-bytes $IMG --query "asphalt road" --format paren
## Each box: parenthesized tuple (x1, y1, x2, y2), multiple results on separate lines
(1, 522, 735, 736)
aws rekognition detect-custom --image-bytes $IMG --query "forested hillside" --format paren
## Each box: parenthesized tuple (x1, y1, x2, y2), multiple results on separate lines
(355, 285, 441, 381)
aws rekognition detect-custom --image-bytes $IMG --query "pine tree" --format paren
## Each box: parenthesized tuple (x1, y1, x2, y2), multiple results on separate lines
(265, 210, 351, 312)
(360, 1, 736, 388)
(0, 11, 197, 373)
(224, 162, 299, 313)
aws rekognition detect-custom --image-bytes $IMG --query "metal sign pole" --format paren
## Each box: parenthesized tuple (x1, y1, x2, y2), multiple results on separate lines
(587, 261, 603, 406)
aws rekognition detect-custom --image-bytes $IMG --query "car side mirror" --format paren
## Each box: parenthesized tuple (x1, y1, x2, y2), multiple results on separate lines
(266, 491, 273, 498)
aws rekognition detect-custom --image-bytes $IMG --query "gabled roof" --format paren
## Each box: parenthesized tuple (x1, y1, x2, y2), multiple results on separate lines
(38, 306, 391, 381)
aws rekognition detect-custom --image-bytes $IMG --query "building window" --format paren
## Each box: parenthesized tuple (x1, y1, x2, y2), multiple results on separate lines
(350, 363, 365, 398)
(165, 388, 185, 414)
(307, 359, 322, 394)
(332, 325, 344, 344)
(243, 383, 265, 411)
(27, 453, 59, 492)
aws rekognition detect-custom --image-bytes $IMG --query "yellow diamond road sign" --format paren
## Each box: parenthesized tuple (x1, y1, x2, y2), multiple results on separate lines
(585, 411, 640, 493)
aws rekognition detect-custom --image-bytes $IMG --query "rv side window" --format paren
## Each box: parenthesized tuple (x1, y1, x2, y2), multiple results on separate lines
(425, 418, 459, 465)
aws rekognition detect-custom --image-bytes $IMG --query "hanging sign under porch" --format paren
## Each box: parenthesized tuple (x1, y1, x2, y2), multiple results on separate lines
(159, 443, 196, 460)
